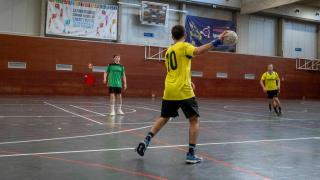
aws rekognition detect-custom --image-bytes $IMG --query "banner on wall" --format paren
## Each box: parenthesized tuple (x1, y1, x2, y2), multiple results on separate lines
(185, 15, 236, 51)
(46, 0, 118, 40)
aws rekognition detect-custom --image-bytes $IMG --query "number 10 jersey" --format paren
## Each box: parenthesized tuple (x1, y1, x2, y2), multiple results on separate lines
(163, 42, 196, 100)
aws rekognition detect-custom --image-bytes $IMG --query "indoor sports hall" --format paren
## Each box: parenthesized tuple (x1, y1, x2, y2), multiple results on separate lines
(0, 0, 320, 180)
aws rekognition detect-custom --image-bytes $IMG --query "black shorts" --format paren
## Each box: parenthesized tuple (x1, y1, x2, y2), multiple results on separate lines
(161, 97, 200, 119)
(267, 90, 278, 99)
(109, 87, 122, 94)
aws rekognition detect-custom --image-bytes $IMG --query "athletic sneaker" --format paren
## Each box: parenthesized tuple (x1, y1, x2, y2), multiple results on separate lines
(278, 107, 282, 115)
(117, 108, 124, 115)
(274, 108, 280, 116)
(186, 153, 203, 164)
(136, 140, 149, 156)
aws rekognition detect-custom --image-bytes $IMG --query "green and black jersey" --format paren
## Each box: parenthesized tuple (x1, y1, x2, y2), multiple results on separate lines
(105, 63, 125, 88)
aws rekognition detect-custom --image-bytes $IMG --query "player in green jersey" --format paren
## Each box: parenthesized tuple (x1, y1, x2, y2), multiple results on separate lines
(103, 55, 127, 116)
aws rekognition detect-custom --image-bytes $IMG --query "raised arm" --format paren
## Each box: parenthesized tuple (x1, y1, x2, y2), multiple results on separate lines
(194, 31, 228, 56)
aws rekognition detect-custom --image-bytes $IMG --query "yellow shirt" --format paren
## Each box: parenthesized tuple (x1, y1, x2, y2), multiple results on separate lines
(163, 42, 196, 100)
(261, 71, 280, 91)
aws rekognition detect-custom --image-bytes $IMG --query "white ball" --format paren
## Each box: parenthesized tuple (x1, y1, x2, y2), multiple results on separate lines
(223, 30, 238, 46)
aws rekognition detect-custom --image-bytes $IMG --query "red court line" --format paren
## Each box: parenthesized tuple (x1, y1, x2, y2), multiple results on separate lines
(126, 128, 271, 180)
(61, 105, 271, 179)
(1, 150, 167, 180)
(263, 141, 320, 155)
(202, 120, 320, 156)
(36, 154, 168, 180)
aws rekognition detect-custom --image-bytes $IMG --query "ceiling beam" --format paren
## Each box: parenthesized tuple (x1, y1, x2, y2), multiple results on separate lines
(241, 0, 303, 14)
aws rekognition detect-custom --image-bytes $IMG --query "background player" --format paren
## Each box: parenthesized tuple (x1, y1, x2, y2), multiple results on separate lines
(260, 64, 282, 116)
(103, 55, 127, 116)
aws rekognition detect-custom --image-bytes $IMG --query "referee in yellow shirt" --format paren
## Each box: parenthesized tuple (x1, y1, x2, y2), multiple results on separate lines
(136, 25, 228, 164)
(260, 64, 282, 116)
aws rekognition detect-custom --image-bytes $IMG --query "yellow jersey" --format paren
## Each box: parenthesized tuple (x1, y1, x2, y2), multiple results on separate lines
(163, 42, 196, 100)
(261, 71, 280, 91)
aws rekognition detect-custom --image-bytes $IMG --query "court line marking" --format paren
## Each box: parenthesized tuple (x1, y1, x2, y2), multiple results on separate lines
(0, 136, 319, 158)
(69, 105, 137, 116)
(135, 102, 318, 122)
(223, 105, 309, 113)
(43, 101, 104, 125)
(200, 106, 317, 121)
(125, 105, 161, 112)
(114, 102, 268, 120)
(42, 101, 106, 105)
(301, 102, 320, 107)
(0, 103, 157, 145)
(124, 102, 251, 120)
(103, 103, 319, 122)
(0, 115, 107, 118)
(4, 116, 318, 124)
(200, 102, 318, 119)
(82, 105, 320, 123)
(0, 104, 48, 106)
(82, 105, 161, 112)
(90, 118, 320, 125)
(84, 104, 162, 112)
(9, 99, 319, 108)
(2, 101, 318, 145)
(0, 125, 152, 145)
(70, 105, 106, 116)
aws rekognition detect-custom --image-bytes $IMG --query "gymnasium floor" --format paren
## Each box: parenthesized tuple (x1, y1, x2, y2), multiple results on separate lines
(0, 96, 319, 180)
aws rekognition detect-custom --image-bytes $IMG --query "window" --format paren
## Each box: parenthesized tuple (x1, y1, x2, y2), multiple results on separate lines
(92, 66, 106, 73)
(244, 73, 255, 80)
(56, 64, 72, 71)
(216, 72, 228, 78)
(192, 71, 203, 77)
(8, 62, 27, 69)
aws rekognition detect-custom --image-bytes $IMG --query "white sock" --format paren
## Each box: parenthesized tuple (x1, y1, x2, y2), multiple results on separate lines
(110, 104, 115, 111)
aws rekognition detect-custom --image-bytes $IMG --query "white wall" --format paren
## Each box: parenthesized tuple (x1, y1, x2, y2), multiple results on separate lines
(263, 3, 320, 23)
(283, 20, 317, 59)
(186, 4, 233, 21)
(119, 1, 233, 46)
(237, 14, 277, 56)
(119, 0, 179, 46)
(188, 0, 241, 8)
(0, 0, 41, 35)
(1, 0, 319, 59)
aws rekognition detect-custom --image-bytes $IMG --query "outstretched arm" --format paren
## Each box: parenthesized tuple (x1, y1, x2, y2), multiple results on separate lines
(194, 31, 228, 56)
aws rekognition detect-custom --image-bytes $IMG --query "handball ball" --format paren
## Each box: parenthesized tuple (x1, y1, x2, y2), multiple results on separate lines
(223, 30, 238, 46)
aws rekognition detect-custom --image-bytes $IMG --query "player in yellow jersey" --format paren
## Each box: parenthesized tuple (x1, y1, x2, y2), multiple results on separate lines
(136, 25, 228, 164)
(260, 64, 282, 116)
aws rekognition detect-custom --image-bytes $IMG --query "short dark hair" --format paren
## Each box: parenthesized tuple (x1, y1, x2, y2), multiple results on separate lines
(113, 55, 120, 58)
(171, 25, 185, 40)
